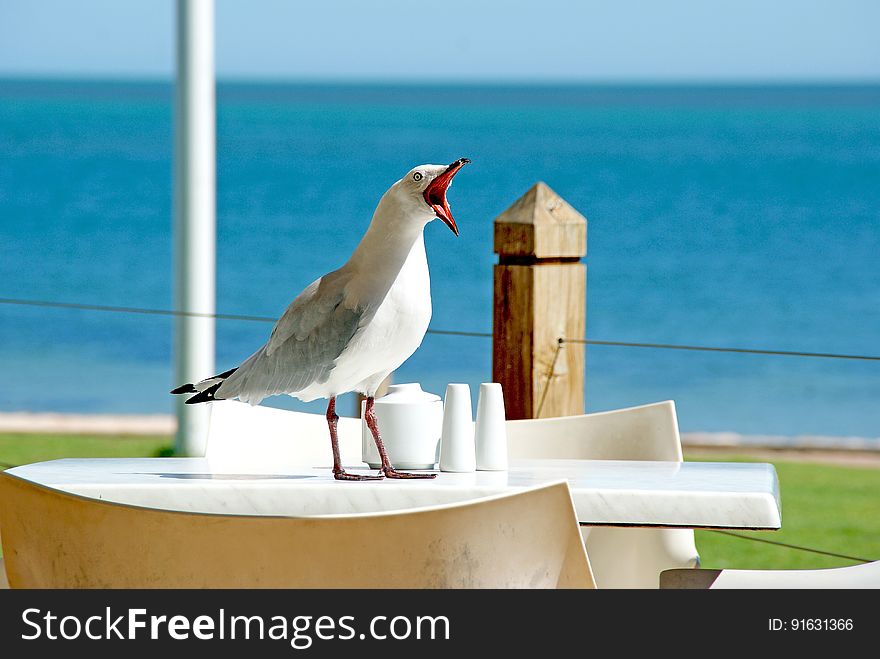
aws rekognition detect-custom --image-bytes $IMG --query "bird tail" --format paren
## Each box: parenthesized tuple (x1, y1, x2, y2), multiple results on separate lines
(170, 367, 238, 405)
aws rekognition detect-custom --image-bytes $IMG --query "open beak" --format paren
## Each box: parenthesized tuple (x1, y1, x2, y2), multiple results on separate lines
(423, 157, 470, 235)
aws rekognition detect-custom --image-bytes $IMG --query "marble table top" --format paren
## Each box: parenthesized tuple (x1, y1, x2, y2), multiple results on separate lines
(6, 457, 781, 530)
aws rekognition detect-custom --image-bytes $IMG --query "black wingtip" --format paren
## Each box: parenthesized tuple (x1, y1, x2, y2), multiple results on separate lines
(216, 367, 238, 379)
(173, 367, 237, 399)
(185, 382, 223, 405)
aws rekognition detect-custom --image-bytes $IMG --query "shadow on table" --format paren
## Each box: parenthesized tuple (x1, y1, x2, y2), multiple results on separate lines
(131, 473, 319, 481)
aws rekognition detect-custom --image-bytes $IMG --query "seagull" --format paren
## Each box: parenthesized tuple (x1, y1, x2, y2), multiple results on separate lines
(172, 158, 470, 480)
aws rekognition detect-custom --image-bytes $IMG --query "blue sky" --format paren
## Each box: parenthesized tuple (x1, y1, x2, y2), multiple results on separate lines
(1, 0, 878, 82)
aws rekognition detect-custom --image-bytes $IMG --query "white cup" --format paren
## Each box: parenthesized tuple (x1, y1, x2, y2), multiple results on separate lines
(361, 383, 442, 469)
(439, 384, 476, 472)
(475, 382, 508, 471)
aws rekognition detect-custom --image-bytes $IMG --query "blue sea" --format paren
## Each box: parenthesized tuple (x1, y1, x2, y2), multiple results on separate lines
(0, 79, 878, 437)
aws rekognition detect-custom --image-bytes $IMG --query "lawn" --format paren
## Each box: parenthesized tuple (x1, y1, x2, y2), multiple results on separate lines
(0, 432, 173, 468)
(688, 454, 880, 571)
(1, 434, 877, 572)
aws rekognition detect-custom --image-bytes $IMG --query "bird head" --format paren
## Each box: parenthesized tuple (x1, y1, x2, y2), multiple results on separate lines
(396, 158, 470, 235)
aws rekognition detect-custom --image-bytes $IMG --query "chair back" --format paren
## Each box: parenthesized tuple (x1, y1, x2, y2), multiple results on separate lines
(205, 400, 361, 468)
(507, 400, 683, 461)
(661, 562, 880, 589)
(506, 401, 698, 588)
(0, 474, 594, 589)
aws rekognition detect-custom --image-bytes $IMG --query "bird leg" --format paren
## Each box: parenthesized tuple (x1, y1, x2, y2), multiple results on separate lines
(327, 397, 383, 481)
(364, 396, 437, 479)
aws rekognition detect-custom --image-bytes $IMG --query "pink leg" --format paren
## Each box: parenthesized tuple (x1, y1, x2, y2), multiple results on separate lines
(327, 397, 383, 481)
(364, 396, 437, 479)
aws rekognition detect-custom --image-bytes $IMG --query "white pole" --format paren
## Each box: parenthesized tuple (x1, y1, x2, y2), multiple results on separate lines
(174, 0, 216, 456)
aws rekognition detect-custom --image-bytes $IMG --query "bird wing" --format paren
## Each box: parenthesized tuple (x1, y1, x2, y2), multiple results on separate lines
(217, 270, 370, 404)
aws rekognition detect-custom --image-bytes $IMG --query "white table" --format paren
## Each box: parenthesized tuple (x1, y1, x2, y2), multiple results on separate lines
(6, 457, 781, 530)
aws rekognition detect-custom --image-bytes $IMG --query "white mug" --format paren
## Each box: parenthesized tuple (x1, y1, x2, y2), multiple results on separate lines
(361, 383, 442, 469)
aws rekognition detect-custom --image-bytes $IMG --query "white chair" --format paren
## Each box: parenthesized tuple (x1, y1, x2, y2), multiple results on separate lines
(205, 400, 362, 470)
(661, 562, 880, 589)
(0, 474, 594, 589)
(507, 400, 700, 588)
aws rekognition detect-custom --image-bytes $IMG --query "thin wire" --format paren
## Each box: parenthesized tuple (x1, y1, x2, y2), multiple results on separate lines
(535, 338, 564, 418)
(707, 529, 874, 563)
(0, 296, 492, 337)
(0, 297, 277, 323)
(424, 328, 493, 338)
(561, 337, 880, 362)
(3, 295, 880, 361)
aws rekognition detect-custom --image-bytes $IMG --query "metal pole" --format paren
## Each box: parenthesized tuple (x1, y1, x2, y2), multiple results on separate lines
(174, 0, 216, 456)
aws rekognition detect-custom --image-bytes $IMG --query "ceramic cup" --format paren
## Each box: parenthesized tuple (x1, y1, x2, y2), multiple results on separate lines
(475, 382, 508, 471)
(361, 383, 442, 469)
(439, 383, 476, 472)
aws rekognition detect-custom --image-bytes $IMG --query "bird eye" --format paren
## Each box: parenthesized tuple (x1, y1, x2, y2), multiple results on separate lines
(413, 172, 423, 182)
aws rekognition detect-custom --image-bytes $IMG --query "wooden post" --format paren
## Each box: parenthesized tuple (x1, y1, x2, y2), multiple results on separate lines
(492, 182, 586, 419)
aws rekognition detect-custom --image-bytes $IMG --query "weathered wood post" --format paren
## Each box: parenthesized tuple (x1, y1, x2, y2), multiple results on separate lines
(492, 182, 587, 419)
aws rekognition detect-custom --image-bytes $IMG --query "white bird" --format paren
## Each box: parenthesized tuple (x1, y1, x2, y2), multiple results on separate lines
(172, 158, 470, 480)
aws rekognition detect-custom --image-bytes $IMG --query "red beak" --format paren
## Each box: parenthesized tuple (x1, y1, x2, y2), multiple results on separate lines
(423, 157, 470, 235)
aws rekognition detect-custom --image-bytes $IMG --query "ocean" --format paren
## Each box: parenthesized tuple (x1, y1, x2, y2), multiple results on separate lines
(0, 79, 878, 437)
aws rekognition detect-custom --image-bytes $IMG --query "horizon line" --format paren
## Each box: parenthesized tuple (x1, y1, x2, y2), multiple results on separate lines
(1, 73, 880, 88)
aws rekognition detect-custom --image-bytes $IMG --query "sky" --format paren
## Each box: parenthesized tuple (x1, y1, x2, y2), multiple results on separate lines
(0, 0, 879, 82)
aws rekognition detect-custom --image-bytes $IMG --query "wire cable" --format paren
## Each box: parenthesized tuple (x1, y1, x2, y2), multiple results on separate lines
(706, 529, 875, 563)
(3, 295, 880, 361)
(0, 296, 277, 323)
(560, 337, 880, 362)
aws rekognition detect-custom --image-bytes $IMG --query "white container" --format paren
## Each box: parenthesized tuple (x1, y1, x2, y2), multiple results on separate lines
(439, 383, 476, 472)
(361, 383, 442, 470)
(475, 382, 508, 471)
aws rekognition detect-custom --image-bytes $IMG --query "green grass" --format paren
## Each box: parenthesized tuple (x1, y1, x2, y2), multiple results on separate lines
(688, 454, 880, 571)
(1, 436, 877, 572)
(0, 432, 173, 468)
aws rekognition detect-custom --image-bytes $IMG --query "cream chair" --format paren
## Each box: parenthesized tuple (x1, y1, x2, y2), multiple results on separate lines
(0, 473, 594, 589)
(661, 562, 880, 589)
(205, 400, 362, 469)
(507, 400, 700, 588)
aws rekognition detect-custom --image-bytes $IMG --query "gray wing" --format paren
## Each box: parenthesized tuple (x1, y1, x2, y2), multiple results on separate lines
(216, 270, 368, 404)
